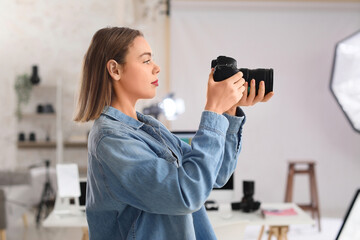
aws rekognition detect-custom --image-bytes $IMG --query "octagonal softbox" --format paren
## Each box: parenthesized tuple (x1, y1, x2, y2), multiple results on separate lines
(330, 30, 360, 133)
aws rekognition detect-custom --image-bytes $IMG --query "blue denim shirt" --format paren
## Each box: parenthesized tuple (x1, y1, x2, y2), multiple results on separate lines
(86, 106, 245, 240)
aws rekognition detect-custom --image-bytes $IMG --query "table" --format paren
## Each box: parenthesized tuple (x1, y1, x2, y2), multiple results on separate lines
(43, 210, 88, 240)
(207, 202, 315, 240)
(43, 202, 314, 240)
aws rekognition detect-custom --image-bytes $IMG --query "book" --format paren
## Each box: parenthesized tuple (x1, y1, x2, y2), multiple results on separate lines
(261, 208, 298, 217)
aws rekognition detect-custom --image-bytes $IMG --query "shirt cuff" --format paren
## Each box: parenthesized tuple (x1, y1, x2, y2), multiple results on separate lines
(199, 111, 229, 137)
(223, 107, 246, 134)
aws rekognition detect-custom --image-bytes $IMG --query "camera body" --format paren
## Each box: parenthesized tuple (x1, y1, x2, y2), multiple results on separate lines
(232, 181, 261, 213)
(211, 56, 273, 95)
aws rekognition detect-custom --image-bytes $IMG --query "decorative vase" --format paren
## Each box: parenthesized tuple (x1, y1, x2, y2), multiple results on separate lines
(18, 132, 25, 142)
(30, 65, 40, 85)
(29, 132, 36, 141)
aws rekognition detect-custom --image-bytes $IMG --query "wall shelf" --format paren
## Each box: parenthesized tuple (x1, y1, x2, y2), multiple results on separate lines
(64, 142, 87, 148)
(17, 141, 56, 149)
(21, 113, 56, 118)
(17, 141, 87, 149)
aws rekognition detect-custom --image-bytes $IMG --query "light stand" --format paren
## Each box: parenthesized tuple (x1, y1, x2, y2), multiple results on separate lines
(35, 160, 55, 226)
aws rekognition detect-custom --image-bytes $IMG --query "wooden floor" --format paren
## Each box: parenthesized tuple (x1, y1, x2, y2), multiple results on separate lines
(6, 212, 342, 240)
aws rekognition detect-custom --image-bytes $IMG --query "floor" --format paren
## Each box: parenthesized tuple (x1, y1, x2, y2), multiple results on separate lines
(6, 210, 342, 240)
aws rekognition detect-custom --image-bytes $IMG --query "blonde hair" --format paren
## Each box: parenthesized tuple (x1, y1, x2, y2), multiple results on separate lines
(74, 27, 143, 122)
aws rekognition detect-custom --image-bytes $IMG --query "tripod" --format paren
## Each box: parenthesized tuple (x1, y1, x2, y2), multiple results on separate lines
(35, 160, 55, 226)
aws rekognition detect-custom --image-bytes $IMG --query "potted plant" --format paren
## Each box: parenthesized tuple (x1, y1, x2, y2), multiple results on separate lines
(14, 73, 32, 120)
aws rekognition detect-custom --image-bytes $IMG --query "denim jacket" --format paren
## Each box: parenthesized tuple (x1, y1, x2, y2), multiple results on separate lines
(86, 106, 245, 240)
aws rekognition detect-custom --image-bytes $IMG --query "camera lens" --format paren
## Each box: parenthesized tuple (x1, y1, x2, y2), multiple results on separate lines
(239, 68, 273, 95)
(243, 180, 255, 197)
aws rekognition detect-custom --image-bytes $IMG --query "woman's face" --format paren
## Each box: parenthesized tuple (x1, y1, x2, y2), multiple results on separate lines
(118, 36, 160, 101)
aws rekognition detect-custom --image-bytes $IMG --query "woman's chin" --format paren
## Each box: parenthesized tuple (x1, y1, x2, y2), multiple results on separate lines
(141, 92, 156, 100)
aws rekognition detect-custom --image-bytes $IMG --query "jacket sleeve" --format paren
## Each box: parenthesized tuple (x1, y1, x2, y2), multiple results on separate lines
(94, 111, 229, 215)
(214, 107, 246, 188)
(174, 108, 246, 189)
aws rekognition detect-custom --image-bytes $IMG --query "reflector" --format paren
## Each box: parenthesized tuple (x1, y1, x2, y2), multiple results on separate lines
(330, 30, 360, 133)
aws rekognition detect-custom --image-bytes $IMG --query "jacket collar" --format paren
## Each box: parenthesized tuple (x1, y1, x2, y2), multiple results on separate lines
(101, 106, 159, 130)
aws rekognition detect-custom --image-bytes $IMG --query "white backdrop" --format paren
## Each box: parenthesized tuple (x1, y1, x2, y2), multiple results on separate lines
(170, 1, 360, 216)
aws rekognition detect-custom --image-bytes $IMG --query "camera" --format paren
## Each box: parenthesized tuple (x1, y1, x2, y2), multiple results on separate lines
(231, 181, 261, 213)
(211, 56, 273, 95)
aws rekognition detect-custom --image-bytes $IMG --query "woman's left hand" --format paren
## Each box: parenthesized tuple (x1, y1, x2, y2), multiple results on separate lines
(225, 79, 274, 115)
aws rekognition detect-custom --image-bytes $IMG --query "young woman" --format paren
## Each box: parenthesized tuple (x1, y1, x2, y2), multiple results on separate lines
(74, 27, 273, 240)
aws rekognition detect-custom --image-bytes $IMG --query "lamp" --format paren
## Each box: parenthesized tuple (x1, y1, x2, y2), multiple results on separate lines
(30, 65, 40, 85)
(330, 30, 360, 133)
(143, 93, 185, 120)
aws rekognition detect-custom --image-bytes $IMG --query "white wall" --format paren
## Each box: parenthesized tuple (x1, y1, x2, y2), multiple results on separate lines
(1, 0, 359, 218)
(0, 0, 168, 169)
(170, 1, 360, 217)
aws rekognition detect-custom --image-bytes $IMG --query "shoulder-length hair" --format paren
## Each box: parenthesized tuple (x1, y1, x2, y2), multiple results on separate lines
(74, 27, 143, 122)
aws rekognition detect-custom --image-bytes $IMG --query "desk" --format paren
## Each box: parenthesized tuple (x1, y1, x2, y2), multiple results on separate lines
(43, 203, 313, 240)
(207, 203, 315, 240)
(43, 210, 88, 240)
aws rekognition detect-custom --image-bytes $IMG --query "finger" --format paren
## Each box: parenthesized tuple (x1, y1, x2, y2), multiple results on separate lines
(208, 68, 215, 84)
(234, 78, 245, 88)
(239, 82, 248, 104)
(262, 91, 274, 102)
(244, 81, 249, 94)
(247, 79, 256, 103)
(228, 71, 243, 83)
(253, 81, 265, 104)
(237, 86, 246, 101)
(209, 68, 214, 78)
(238, 78, 246, 86)
(240, 85, 246, 94)
(235, 71, 244, 79)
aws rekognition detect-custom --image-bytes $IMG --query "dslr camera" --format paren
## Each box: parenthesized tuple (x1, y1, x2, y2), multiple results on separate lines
(211, 56, 273, 95)
(232, 181, 261, 213)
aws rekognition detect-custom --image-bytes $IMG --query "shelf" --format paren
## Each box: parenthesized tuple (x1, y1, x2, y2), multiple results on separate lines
(17, 141, 56, 149)
(17, 141, 87, 149)
(21, 113, 56, 118)
(64, 142, 87, 148)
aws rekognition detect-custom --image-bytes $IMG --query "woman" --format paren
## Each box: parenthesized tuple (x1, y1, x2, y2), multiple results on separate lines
(74, 27, 273, 240)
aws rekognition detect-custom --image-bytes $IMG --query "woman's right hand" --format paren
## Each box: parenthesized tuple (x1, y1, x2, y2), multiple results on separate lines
(205, 69, 246, 115)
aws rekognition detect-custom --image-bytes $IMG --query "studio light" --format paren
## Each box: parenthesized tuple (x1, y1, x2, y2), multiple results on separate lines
(330, 30, 360, 133)
(143, 93, 185, 120)
(159, 93, 185, 120)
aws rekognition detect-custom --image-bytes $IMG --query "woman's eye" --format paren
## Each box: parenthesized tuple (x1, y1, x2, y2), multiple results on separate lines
(144, 59, 151, 64)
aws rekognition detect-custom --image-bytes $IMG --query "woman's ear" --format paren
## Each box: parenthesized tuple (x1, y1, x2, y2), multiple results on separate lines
(106, 59, 121, 81)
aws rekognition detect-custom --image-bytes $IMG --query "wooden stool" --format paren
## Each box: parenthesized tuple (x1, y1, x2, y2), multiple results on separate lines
(258, 225, 289, 240)
(82, 227, 89, 240)
(284, 161, 321, 231)
(268, 226, 288, 240)
(0, 230, 5, 240)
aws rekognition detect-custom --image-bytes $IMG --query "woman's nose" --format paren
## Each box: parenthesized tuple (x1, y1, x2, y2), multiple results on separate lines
(153, 63, 160, 74)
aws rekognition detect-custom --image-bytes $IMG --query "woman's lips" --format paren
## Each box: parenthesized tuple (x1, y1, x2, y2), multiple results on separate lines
(151, 80, 159, 86)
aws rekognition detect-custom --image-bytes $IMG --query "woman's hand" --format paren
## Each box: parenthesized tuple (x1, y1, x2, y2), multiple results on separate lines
(239, 79, 274, 106)
(225, 79, 274, 115)
(205, 69, 246, 115)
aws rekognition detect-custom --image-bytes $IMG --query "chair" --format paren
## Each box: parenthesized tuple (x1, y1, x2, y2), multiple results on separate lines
(0, 170, 30, 238)
(1, 167, 57, 230)
(0, 189, 7, 240)
(284, 160, 321, 231)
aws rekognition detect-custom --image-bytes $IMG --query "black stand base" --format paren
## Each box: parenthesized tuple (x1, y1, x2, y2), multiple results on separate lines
(35, 160, 55, 227)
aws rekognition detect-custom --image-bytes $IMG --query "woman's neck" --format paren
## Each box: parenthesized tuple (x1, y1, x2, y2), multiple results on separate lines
(111, 97, 138, 120)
